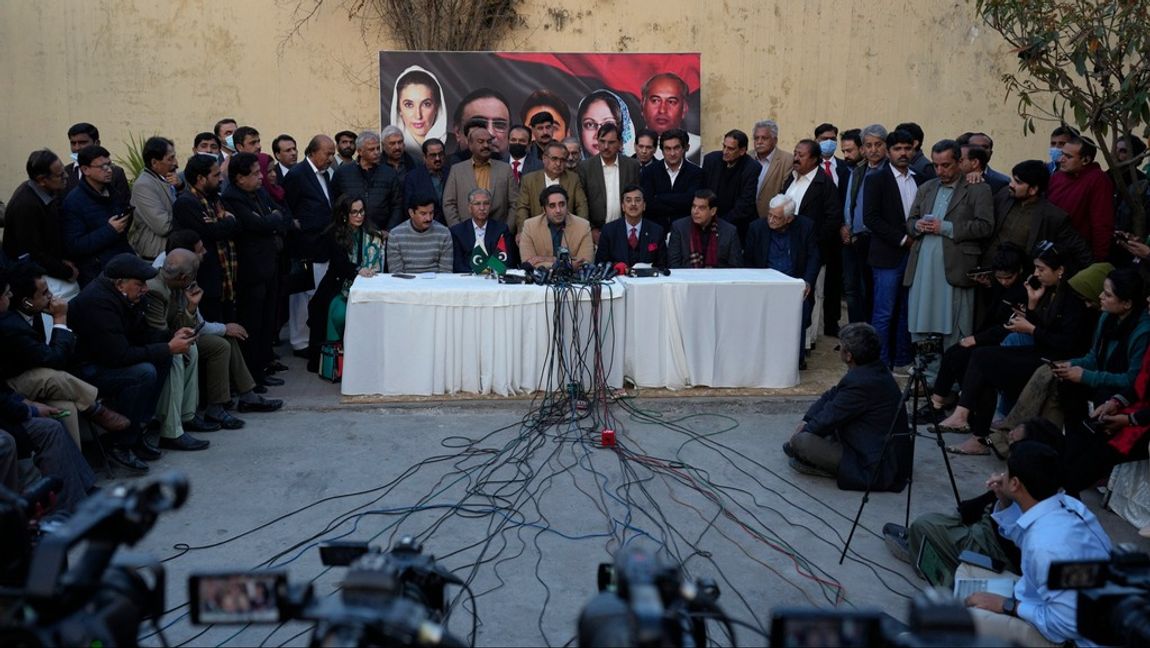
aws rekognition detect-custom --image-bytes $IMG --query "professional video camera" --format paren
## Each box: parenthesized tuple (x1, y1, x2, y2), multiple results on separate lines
(0, 472, 188, 647)
(188, 536, 468, 647)
(1049, 544, 1150, 646)
(577, 546, 726, 647)
(0, 476, 63, 587)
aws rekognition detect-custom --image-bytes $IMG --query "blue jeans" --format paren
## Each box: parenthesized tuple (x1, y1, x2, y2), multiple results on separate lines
(75, 360, 168, 447)
(872, 257, 911, 367)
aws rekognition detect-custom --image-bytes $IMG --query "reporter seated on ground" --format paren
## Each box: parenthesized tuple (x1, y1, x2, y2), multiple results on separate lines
(307, 194, 386, 373)
(783, 322, 910, 491)
(882, 418, 1064, 587)
(0, 382, 96, 514)
(385, 196, 453, 274)
(0, 262, 129, 446)
(958, 441, 1111, 647)
(164, 232, 282, 417)
(922, 243, 1027, 421)
(938, 242, 1094, 455)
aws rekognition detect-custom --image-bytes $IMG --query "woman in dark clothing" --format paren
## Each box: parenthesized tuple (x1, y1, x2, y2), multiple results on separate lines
(922, 243, 1028, 421)
(305, 194, 386, 373)
(220, 152, 288, 386)
(937, 241, 1093, 454)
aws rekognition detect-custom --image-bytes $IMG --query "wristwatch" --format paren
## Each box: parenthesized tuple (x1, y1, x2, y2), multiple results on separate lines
(1003, 597, 1018, 617)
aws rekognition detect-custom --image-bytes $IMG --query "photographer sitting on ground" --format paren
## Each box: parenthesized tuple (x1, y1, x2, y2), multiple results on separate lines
(783, 322, 909, 491)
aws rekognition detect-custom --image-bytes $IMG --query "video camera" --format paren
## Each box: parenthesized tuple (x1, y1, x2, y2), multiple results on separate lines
(1049, 544, 1150, 646)
(577, 546, 724, 647)
(911, 334, 943, 362)
(0, 472, 188, 647)
(188, 536, 468, 647)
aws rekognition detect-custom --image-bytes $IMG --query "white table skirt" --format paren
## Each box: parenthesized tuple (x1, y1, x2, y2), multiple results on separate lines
(341, 274, 624, 396)
(616, 268, 805, 389)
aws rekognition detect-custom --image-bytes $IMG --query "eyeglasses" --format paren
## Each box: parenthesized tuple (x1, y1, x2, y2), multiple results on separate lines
(475, 118, 509, 134)
(581, 118, 617, 132)
(349, 208, 366, 216)
(86, 162, 114, 171)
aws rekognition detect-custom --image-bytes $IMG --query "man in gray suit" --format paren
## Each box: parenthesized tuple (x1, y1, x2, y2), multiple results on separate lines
(443, 126, 518, 228)
(904, 139, 994, 380)
(130, 136, 179, 260)
(668, 190, 743, 268)
(578, 123, 640, 241)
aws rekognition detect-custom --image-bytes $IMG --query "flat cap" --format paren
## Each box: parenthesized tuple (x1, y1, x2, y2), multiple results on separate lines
(104, 253, 158, 281)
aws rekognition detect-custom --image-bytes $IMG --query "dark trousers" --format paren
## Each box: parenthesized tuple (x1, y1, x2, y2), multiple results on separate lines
(820, 240, 843, 334)
(842, 235, 873, 324)
(934, 342, 976, 397)
(958, 347, 1042, 436)
(19, 417, 96, 512)
(238, 276, 279, 378)
(1063, 421, 1150, 497)
(74, 360, 166, 448)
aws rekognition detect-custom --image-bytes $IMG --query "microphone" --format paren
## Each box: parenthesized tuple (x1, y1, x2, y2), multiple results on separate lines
(613, 262, 630, 277)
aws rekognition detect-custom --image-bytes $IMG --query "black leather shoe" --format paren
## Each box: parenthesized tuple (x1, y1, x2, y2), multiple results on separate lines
(266, 360, 289, 374)
(237, 397, 284, 413)
(260, 375, 285, 387)
(183, 415, 222, 432)
(206, 411, 245, 429)
(252, 384, 268, 394)
(110, 447, 150, 472)
(159, 433, 210, 451)
(133, 437, 162, 461)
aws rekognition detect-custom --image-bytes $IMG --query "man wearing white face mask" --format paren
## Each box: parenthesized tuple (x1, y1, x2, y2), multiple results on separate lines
(215, 118, 238, 158)
(63, 123, 131, 207)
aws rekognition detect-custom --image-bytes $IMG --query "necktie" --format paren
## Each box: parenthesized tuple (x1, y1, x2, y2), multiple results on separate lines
(628, 227, 638, 250)
(512, 160, 521, 182)
(824, 160, 832, 177)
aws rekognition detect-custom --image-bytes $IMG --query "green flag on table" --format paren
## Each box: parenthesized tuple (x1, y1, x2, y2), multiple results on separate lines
(470, 234, 509, 275)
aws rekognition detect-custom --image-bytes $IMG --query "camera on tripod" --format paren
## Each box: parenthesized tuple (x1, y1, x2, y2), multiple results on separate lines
(1049, 544, 1150, 646)
(0, 472, 188, 647)
(911, 334, 943, 362)
(188, 536, 468, 647)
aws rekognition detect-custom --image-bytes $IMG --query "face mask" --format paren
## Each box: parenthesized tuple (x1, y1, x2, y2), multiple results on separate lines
(1049, 147, 1063, 164)
(508, 143, 528, 159)
(70, 152, 79, 163)
(225, 135, 235, 150)
(819, 140, 837, 157)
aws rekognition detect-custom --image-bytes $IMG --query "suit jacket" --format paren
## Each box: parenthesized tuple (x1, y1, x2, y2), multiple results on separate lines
(640, 161, 704, 232)
(65, 162, 131, 207)
(402, 165, 451, 228)
(862, 162, 925, 269)
(702, 152, 761, 240)
(514, 169, 588, 234)
(802, 360, 910, 492)
(781, 167, 842, 246)
(220, 185, 288, 283)
(1, 181, 73, 281)
(129, 170, 176, 259)
(508, 155, 542, 184)
(330, 161, 403, 231)
(754, 149, 795, 218)
(594, 218, 667, 267)
(442, 158, 518, 228)
(667, 217, 743, 268)
(519, 214, 594, 267)
(987, 190, 1092, 272)
(0, 310, 76, 380)
(579, 154, 642, 231)
(172, 191, 239, 305)
(744, 216, 820, 286)
(143, 277, 197, 335)
(449, 218, 517, 273)
(904, 177, 995, 288)
(282, 160, 333, 258)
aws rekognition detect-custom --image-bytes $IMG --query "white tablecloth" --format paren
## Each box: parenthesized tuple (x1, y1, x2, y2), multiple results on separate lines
(616, 269, 805, 389)
(341, 274, 624, 396)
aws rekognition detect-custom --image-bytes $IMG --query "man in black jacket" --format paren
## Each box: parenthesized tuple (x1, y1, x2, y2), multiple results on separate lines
(2, 150, 80, 299)
(331, 131, 403, 231)
(68, 254, 198, 473)
(640, 129, 704, 232)
(784, 322, 910, 492)
(783, 139, 844, 338)
(172, 153, 239, 322)
(701, 129, 761, 242)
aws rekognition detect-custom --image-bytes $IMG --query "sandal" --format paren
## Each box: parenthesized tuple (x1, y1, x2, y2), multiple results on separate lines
(932, 423, 971, 434)
(946, 439, 991, 456)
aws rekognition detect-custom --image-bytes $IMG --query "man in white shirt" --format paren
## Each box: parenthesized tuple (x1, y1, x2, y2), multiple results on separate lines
(753, 120, 794, 221)
(579, 123, 641, 240)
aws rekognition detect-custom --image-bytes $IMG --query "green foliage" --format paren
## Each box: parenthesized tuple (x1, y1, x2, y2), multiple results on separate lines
(115, 132, 148, 186)
(976, 0, 1149, 229)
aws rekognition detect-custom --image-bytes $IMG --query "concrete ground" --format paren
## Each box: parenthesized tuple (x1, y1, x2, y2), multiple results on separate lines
(92, 336, 1146, 647)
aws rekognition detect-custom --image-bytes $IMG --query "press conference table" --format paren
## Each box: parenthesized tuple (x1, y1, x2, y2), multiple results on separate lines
(340, 269, 804, 397)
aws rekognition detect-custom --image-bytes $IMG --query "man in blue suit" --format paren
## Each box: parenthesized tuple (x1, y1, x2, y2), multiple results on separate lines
(449, 188, 516, 273)
(640, 129, 703, 232)
(595, 184, 666, 267)
(746, 194, 820, 368)
(281, 134, 336, 356)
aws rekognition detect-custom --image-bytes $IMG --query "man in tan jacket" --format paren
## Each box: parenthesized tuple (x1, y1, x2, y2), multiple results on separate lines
(514, 141, 588, 235)
(752, 120, 794, 220)
(519, 185, 593, 268)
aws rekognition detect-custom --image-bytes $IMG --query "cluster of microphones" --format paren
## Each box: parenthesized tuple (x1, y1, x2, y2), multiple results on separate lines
(500, 248, 670, 285)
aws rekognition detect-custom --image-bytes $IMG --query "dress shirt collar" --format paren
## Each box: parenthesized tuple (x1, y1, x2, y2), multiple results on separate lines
(664, 160, 683, 174)
(601, 155, 618, 168)
(756, 149, 776, 165)
(791, 167, 818, 183)
(306, 158, 324, 176)
(889, 163, 915, 180)
(27, 180, 54, 205)
(471, 157, 491, 169)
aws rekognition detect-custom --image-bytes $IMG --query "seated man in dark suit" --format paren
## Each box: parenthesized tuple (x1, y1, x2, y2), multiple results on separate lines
(745, 194, 820, 367)
(667, 189, 743, 268)
(595, 184, 666, 268)
(783, 322, 909, 492)
(450, 188, 516, 273)
(404, 138, 451, 228)
(61, 145, 135, 286)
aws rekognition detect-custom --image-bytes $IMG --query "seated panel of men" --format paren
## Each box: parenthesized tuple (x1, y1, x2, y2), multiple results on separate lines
(666, 190, 743, 269)
(450, 188, 516, 273)
(386, 198, 454, 274)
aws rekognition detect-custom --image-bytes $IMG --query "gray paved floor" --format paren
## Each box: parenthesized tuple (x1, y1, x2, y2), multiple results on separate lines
(107, 356, 1146, 647)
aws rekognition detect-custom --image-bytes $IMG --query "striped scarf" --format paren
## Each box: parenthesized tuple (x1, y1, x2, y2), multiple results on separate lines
(191, 188, 238, 302)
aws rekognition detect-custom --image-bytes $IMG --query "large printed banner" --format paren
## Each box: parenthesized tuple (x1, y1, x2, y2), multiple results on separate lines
(379, 52, 702, 163)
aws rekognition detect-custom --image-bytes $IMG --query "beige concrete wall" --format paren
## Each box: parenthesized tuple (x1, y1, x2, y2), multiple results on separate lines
(0, 0, 1037, 194)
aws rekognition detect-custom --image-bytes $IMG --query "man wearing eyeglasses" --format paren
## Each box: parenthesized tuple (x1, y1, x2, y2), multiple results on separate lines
(443, 126, 518, 230)
(513, 141, 588, 235)
(62, 122, 131, 206)
(450, 88, 512, 163)
(3, 150, 81, 299)
(61, 145, 135, 287)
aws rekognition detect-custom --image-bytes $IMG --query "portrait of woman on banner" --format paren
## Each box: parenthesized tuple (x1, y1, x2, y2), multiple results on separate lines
(389, 65, 447, 161)
(576, 89, 636, 158)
